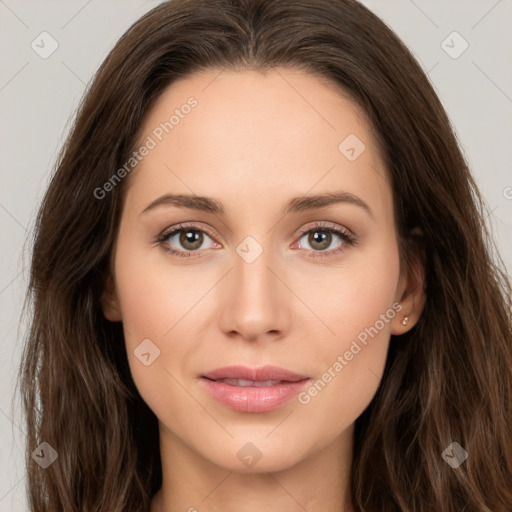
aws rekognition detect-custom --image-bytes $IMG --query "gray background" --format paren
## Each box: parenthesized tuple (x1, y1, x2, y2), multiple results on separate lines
(1, 1, 511, 510)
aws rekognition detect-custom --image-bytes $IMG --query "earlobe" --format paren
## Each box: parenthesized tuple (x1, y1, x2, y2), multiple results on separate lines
(100, 274, 122, 322)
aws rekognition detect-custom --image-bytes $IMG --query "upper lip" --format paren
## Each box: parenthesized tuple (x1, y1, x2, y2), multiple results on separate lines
(201, 365, 309, 382)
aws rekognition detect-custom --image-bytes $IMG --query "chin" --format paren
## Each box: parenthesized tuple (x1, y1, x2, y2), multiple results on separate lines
(200, 437, 311, 474)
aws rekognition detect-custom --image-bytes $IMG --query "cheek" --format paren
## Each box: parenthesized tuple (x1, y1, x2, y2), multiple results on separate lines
(114, 235, 211, 344)
(113, 240, 228, 420)
(116, 271, 200, 421)
(294, 242, 400, 437)
(306, 236, 400, 345)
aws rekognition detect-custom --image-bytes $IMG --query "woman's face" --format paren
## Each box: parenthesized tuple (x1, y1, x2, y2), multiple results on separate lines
(103, 67, 418, 473)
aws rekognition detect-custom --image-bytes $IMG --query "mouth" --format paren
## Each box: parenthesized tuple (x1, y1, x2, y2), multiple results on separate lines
(204, 378, 294, 387)
(200, 365, 310, 413)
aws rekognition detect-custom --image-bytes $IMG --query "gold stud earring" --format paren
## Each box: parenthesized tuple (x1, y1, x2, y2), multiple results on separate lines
(402, 316, 409, 326)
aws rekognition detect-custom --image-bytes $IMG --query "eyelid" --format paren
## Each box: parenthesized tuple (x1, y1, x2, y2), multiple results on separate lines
(296, 220, 354, 239)
(158, 221, 218, 243)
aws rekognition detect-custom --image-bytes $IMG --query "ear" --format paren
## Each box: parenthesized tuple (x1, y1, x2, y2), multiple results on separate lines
(100, 272, 122, 322)
(391, 228, 426, 335)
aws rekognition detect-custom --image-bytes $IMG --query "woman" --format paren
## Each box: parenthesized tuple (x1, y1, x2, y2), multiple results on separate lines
(19, 0, 512, 511)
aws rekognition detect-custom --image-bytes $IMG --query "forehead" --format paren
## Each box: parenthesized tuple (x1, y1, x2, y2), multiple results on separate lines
(140, 67, 375, 154)
(124, 67, 390, 219)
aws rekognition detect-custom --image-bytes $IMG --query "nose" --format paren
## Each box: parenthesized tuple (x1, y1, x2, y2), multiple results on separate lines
(217, 242, 290, 343)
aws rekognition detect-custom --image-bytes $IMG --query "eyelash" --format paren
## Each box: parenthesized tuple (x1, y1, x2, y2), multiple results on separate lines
(156, 221, 357, 260)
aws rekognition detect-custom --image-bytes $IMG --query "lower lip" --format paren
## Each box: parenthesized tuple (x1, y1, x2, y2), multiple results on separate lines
(200, 378, 310, 413)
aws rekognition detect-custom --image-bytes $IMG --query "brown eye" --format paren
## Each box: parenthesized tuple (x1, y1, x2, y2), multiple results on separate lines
(306, 230, 333, 251)
(158, 224, 217, 256)
(295, 223, 356, 259)
(177, 229, 204, 251)
(298, 228, 346, 253)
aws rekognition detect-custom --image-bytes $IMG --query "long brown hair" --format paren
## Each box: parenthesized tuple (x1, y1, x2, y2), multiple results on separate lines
(18, 0, 512, 510)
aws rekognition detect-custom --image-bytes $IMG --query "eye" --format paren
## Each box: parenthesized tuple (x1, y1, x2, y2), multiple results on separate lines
(157, 221, 356, 259)
(295, 222, 356, 259)
(157, 224, 219, 258)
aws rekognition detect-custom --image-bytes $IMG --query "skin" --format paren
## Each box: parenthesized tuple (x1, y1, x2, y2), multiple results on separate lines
(101, 67, 425, 512)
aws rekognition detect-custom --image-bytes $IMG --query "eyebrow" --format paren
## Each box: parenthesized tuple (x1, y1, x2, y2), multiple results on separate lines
(141, 191, 373, 218)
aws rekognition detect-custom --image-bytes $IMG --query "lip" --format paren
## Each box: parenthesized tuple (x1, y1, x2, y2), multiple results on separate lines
(200, 365, 310, 413)
(201, 365, 308, 382)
